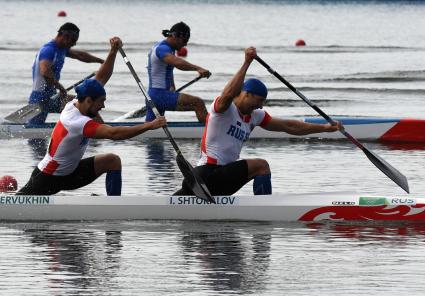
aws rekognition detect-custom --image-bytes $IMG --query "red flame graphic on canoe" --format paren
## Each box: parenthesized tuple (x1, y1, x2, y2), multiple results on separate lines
(299, 204, 425, 221)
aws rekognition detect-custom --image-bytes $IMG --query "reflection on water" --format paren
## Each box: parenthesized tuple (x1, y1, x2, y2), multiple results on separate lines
(381, 142, 425, 151)
(145, 140, 180, 194)
(2, 221, 425, 295)
(307, 221, 425, 238)
(22, 225, 123, 294)
(179, 221, 271, 294)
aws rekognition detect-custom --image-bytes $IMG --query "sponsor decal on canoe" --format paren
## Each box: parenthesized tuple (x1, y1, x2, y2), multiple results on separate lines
(169, 196, 237, 205)
(359, 196, 416, 206)
(332, 201, 355, 205)
(359, 196, 388, 206)
(0, 195, 50, 205)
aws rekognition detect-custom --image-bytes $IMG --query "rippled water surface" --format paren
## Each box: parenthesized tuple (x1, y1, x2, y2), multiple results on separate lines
(2, 0, 425, 295)
(2, 221, 425, 296)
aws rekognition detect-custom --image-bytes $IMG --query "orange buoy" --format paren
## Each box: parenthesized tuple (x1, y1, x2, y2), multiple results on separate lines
(177, 47, 188, 57)
(0, 175, 18, 192)
(295, 39, 306, 46)
(57, 10, 67, 17)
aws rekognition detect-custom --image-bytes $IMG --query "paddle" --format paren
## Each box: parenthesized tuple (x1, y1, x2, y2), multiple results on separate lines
(255, 55, 409, 193)
(118, 47, 216, 203)
(5, 72, 96, 124)
(114, 76, 203, 121)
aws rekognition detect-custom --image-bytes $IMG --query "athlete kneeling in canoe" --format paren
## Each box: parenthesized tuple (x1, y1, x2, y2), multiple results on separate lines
(17, 37, 166, 196)
(175, 47, 341, 196)
(146, 22, 211, 123)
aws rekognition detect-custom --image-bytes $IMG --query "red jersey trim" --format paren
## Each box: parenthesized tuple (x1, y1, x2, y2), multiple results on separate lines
(207, 156, 217, 165)
(201, 113, 217, 165)
(83, 120, 101, 138)
(213, 96, 221, 113)
(42, 160, 59, 175)
(260, 112, 272, 128)
(48, 121, 68, 157)
(201, 113, 210, 153)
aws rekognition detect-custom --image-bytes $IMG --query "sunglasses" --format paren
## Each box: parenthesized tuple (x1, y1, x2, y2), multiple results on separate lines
(61, 31, 79, 43)
(173, 31, 190, 41)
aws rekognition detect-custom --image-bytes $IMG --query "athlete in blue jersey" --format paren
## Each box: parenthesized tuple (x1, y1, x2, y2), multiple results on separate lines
(147, 22, 211, 123)
(29, 23, 104, 124)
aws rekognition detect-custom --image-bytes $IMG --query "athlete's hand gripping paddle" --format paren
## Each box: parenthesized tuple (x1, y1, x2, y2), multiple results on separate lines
(119, 47, 216, 203)
(255, 55, 409, 193)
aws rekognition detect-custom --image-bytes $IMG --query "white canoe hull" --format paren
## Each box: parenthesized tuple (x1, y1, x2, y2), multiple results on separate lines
(2, 117, 425, 142)
(0, 193, 423, 221)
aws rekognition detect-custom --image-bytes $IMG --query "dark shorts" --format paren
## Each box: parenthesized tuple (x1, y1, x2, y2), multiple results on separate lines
(146, 88, 180, 121)
(174, 160, 249, 196)
(17, 157, 97, 195)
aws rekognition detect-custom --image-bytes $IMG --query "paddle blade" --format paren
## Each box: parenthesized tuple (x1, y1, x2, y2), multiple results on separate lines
(4, 103, 42, 124)
(114, 107, 147, 121)
(176, 153, 216, 204)
(363, 148, 409, 193)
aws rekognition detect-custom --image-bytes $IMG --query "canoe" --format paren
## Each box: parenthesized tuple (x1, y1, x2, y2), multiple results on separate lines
(0, 192, 422, 221)
(2, 117, 425, 142)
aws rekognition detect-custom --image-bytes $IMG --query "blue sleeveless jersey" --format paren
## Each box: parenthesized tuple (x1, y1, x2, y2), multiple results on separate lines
(28, 40, 69, 123)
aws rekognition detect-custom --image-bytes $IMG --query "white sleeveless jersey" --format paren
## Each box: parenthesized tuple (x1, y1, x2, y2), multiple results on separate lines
(198, 97, 272, 166)
(38, 100, 100, 176)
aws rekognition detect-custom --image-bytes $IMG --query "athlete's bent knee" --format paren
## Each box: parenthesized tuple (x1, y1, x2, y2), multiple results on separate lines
(247, 158, 270, 178)
(95, 153, 122, 175)
(107, 153, 122, 170)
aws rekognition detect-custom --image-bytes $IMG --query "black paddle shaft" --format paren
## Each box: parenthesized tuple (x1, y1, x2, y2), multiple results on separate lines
(118, 47, 216, 203)
(176, 76, 203, 92)
(118, 48, 180, 152)
(120, 76, 203, 120)
(254, 55, 409, 193)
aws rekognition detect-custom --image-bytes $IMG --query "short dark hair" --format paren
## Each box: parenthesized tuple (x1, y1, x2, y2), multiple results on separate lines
(58, 22, 80, 35)
(170, 22, 190, 34)
(162, 22, 190, 39)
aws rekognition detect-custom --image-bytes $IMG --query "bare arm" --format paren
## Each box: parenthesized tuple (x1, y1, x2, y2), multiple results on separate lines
(215, 47, 257, 113)
(163, 54, 211, 78)
(263, 117, 340, 135)
(95, 37, 122, 86)
(68, 49, 104, 63)
(92, 116, 166, 140)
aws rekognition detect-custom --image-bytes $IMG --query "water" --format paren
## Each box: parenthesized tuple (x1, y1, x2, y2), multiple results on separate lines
(1, 0, 425, 295)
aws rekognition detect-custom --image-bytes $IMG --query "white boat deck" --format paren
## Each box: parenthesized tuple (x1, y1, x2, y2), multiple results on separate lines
(0, 193, 422, 221)
(0, 117, 405, 141)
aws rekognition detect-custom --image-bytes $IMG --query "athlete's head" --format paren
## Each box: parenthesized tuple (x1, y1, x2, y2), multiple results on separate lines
(57, 22, 80, 48)
(75, 79, 106, 118)
(162, 22, 190, 49)
(241, 78, 268, 113)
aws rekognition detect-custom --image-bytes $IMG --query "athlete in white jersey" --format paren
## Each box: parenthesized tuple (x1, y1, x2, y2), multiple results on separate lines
(175, 47, 341, 196)
(17, 37, 166, 196)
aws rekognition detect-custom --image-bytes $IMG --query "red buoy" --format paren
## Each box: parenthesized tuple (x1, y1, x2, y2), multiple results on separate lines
(177, 47, 188, 57)
(57, 10, 67, 17)
(295, 39, 306, 46)
(0, 175, 18, 192)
